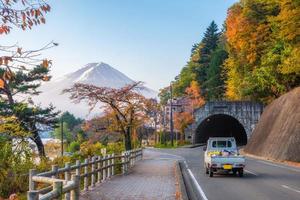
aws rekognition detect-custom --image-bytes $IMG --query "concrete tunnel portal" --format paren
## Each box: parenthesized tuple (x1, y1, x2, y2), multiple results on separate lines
(195, 114, 248, 146)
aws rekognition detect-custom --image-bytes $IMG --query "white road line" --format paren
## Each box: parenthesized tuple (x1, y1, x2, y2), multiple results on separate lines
(185, 161, 209, 200)
(244, 169, 258, 176)
(256, 160, 300, 173)
(281, 185, 300, 194)
(146, 149, 185, 160)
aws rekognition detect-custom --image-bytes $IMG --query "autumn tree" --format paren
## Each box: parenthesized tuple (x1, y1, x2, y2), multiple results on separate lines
(0, 0, 59, 158)
(158, 86, 171, 105)
(64, 82, 150, 150)
(185, 80, 205, 109)
(144, 98, 160, 143)
(174, 112, 194, 144)
(224, 0, 300, 103)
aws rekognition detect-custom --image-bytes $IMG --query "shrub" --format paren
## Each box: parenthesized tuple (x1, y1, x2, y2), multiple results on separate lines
(80, 141, 104, 157)
(106, 142, 125, 154)
(68, 141, 80, 153)
(0, 140, 34, 198)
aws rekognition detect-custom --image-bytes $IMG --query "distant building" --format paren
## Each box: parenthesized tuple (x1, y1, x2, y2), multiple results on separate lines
(161, 96, 193, 130)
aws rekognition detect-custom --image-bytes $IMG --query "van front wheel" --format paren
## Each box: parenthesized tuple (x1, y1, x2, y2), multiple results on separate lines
(209, 168, 213, 177)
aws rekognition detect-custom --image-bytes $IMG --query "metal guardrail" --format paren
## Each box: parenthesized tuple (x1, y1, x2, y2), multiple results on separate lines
(27, 148, 143, 200)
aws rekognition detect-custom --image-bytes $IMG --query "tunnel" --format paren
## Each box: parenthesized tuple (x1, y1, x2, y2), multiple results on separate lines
(195, 114, 247, 145)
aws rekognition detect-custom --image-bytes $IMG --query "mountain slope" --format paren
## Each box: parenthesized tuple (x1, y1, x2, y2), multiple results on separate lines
(245, 87, 300, 162)
(34, 62, 157, 117)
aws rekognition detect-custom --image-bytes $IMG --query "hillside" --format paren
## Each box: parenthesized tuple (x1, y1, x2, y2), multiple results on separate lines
(244, 87, 300, 162)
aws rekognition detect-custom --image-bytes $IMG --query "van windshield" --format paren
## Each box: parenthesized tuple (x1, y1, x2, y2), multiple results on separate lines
(212, 141, 232, 148)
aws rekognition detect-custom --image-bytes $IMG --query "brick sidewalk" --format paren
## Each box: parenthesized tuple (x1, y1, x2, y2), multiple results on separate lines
(80, 150, 178, 200)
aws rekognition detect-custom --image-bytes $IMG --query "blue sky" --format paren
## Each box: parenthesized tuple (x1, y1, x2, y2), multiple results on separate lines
(2, 0, 237, 90)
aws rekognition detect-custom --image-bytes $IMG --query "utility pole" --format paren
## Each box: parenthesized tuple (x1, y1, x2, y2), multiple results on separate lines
(61, 116, 64, 157)
(170, 83, 174, 146)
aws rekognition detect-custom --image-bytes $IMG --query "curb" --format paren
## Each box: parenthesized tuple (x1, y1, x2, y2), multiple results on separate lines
(178, 161, 206, 200)
(175, 161, 189, 200)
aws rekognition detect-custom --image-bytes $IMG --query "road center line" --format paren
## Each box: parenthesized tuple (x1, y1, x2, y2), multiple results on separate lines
(184, 161, 209, 200)
(256, 160, 300, 173)
(244, 169, 258, 176)
(281, 185, 300, 194)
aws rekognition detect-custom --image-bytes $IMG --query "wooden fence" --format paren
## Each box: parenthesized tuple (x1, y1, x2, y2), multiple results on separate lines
(27, 148, 143, 200)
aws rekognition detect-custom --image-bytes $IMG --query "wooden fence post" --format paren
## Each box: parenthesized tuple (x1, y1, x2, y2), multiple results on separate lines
(141, 148, 143, 159)
(29, 169, 37, 191)
(75, 160, 81, 176)
(65, 162, 71, 200)
(52, 165, 58, 178)
(75, 159, 81, 193)
(84, 158, 89, 191)
(112, 153, 115, 176)
(91, 156, 96, 188)
(127, 152, 130, 171)
(97, 156, 101, 183)
(102, 155, 106, 181)
(70, 175, 80, 200)
(107, 155, 111, 178)
(53, 181, 63, 199)
(122, 152, 125, 174)
(132, 150, 135, 165)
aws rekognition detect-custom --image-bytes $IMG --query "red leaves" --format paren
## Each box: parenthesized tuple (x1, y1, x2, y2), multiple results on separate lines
(0, 25, 10, 34)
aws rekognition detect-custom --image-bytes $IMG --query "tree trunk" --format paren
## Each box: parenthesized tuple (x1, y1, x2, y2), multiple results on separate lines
(124, 127, 132, 151)
(31, 129, 46, 158)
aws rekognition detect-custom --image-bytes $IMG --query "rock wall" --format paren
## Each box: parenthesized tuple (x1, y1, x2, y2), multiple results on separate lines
(245, 87, 300, 162)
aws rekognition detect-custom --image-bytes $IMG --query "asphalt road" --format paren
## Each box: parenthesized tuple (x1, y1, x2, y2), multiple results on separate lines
(146, 147, 300, 200)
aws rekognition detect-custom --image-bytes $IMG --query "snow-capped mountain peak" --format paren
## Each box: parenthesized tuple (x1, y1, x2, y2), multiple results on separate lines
(33, 62, 157, 118)
(72, 62, 134, 88)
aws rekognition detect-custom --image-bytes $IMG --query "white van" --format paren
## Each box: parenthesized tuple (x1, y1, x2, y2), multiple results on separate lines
(203, 137, 245, 177)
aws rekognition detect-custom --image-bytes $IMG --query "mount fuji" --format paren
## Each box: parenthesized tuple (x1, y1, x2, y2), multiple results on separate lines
(33, 62, 157, 118)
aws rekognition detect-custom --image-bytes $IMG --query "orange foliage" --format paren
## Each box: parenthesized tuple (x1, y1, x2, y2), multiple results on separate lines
(185, 81, 205, 109)
(174, 112, 194, 142)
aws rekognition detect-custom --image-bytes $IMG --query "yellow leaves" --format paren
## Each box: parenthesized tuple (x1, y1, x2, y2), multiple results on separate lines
(279, 47, 300, 75)
(276, 0, 300, 42)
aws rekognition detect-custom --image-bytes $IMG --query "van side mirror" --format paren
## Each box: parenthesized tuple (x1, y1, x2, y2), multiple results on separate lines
(203, 146, 207, 151)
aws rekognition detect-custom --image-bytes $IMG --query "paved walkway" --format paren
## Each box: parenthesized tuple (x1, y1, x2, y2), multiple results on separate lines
(80, 150, 179, 200)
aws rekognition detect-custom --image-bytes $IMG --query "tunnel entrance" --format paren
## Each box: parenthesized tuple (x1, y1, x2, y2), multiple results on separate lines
(195, 114, 247, 145)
